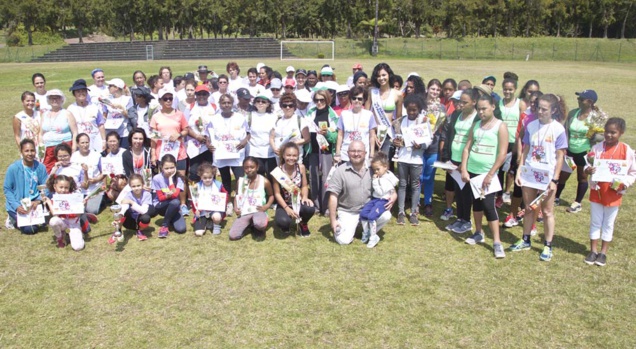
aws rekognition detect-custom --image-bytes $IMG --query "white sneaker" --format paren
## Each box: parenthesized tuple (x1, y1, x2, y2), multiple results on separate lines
(367, 235, 380, 248)
(502, 192, 511, 204)
(226, 203, 234, 216)
(5, 216, 15, 230)
(195, 230, 205, 237)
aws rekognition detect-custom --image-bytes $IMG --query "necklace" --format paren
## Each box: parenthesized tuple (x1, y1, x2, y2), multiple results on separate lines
(473, 117, 496, 153)
(600, 142, 620, 160)
(23, 163, 36, 195)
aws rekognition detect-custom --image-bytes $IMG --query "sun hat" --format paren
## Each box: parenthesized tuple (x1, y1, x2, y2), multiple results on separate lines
(106, 78, 126, 90)
(69, 79, 90, 92)
(47, 89, 66, 104)
(294, 89, 312, 103)
(197, 65, 210, 73)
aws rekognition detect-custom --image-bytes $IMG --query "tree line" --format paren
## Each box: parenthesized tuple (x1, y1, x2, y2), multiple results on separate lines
(2, 0, 635, 45)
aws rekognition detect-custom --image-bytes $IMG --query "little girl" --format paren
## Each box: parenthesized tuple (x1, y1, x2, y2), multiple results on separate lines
(151, 154, 187, 238)
(360, 152, 398, 248)
(229, 157, 274, 240)
(192, 163, 228, 236)
(109, 174, 156, 243)
(583, 117, 636, 266)
(44, 175, 85, 251)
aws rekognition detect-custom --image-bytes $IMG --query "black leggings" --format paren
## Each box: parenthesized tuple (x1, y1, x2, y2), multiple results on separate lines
(454, 172, 499, 222)
(122, 206, 157, 230)
(274, 204, 315, 231)
(219, 166, 245, 194)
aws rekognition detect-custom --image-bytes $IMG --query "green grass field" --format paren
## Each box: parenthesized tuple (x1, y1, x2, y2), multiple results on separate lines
(1, 60, 635, 348)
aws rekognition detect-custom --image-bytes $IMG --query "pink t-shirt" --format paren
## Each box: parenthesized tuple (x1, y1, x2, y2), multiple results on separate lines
(149, 110, 188, 161)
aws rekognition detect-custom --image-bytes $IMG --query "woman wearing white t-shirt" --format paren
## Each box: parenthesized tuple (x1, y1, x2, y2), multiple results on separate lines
(102, 131, 127, 203)
(128, 86, 156, 137)
(104, 78, 133, 148)
(67, 79, 106, 152)
(32, 73, 50, 113)
(245, 68, 265, 101)
(335, 85, 377, 163)
(187, 85, 217, 181)
(13, 91, 41, 151)
(72, 133, 105, 214)
(248, 94, 278, 175)
(269, 93, 310, 164)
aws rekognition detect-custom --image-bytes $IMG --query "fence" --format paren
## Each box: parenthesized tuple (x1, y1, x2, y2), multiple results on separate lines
(0, 44, 65, 63)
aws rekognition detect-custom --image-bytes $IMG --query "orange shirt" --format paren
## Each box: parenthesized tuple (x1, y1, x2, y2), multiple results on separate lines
(149, 110, 188, 161)
(589, 142, 628, 207)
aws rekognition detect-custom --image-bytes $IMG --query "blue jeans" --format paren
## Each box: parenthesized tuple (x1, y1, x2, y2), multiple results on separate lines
(8, 211, 41, 235)
(155, 198, 186, 233)
(420, 153, 438, 205)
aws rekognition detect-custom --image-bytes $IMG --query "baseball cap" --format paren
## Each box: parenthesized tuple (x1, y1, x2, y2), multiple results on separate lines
(106, 78, 126, 89)
(236, 88, 252, 100)
(575, 89, 598, 103)
(286, 66, 295, 73)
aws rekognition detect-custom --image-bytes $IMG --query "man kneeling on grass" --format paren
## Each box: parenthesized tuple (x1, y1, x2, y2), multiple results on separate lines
(327, 140, 397, 248)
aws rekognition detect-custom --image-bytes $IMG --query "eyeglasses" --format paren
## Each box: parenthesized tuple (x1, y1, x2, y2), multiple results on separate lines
(161, 97, 173, 101)
(351, 96, 364, 102)
(271, 88, 281, 92)
(314, 98, 326, 103)
(281, 104, 295, 109)
(255, 99, 268, 104)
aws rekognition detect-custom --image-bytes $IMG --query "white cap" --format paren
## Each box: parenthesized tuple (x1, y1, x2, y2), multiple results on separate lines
(256, 62, 265, 71)
(324, 81, 339, 91)
(286, 66, 295, 73)
(406, 72, 420, 79)
(320, 66, 334, 76)
(158, 88, 175, 99)
(336, 85, 350, 94)
(450, 90, 463, 100)
(106, 78, 126, 89)
(270, 78, 283, 89)
(295, 89, 312, 103)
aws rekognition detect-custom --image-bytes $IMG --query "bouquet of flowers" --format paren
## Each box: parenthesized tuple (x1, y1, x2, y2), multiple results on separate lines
(377, 124, 389, 145)
(584, 107, 608, 144)
(195, 116, 205, 133)
(426, 99, 446, 133)
(148, 130, 162, 140)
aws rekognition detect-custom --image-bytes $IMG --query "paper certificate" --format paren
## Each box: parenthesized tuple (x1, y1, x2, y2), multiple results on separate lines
(17, 205, 46, 227)
(405, 122, 432, 145)
(519, 163, 554, 190)
(469, 174, 502, 199)
(186, 139, 207, 159)
(591, 159, 629, 183)
(159, 139, 180, 159)
(214, 141, 240, 160)
(101, 156, 124, 176)
(51, 193, 85, 215)
(104, 116, 125, 130)
(433, 161, 458, 171)
(450, 169, 466, 189)
(197, 192, 227, 212)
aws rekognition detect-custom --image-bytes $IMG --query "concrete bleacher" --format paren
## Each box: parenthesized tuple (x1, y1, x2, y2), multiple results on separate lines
(32, 38, 290, 62)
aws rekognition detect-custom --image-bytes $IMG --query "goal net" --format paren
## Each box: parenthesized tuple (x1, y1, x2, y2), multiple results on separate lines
(280, 41, 335, 61)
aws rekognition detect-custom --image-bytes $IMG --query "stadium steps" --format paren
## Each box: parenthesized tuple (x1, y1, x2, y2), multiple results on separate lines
(31, 38, 293, 62)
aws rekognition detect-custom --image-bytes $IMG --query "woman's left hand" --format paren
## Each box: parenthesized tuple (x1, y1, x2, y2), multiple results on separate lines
(461, 170, 470, 183)
(301, 198, 314, 207)
(169, 133, 180, 142)
(285, 206, 299, 219)
(482, 173, 493, 190)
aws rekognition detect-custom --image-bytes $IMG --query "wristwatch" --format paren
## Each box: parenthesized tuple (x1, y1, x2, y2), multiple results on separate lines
(551, 179, 559, 184)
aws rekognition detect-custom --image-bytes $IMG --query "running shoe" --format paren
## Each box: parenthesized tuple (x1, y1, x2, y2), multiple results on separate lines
(510, 239, 531, 251)
(440, 208, 454, 221)
(503, 214, 518, 228)
(540, 246, 553, 261)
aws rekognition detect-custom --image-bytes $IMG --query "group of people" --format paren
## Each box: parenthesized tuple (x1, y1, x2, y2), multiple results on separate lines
(5, 61, 635, 265)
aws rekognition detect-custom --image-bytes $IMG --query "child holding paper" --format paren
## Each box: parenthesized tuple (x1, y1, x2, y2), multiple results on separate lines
(43, 175, 85, 250)
(191, 163, 227, 236)
(582, 117, 636, 266)
(151, 154, 187, 238)
(460, 94, 508, 258)
(109, 174, 156, 243)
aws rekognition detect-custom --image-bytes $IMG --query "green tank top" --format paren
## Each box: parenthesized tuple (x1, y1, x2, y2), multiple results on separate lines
(467, 119, 502, 174)
(451, 111, 477, 162)
(381, 89, 396, 112)
(499, 98, 520, 143)
(568, 110, 590, 153)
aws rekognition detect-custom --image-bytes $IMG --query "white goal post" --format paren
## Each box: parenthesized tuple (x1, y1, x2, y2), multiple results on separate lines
(280, 41, 335, 61)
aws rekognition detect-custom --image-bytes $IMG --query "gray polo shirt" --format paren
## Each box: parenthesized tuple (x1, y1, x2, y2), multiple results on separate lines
(326, 162, 372, 213)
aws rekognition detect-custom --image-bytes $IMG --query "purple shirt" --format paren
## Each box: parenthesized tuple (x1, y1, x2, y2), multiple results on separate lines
(151, 173, 185, 205)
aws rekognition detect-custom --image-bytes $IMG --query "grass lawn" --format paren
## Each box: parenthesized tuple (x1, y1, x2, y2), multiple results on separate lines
(1, 59, 635, 348)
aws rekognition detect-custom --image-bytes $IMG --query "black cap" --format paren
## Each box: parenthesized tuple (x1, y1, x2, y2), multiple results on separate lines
(296, 69, 308, 76)
(130, 86, 154, 100)
(236, 88, 252, 100)
(69, 79, 90, 92)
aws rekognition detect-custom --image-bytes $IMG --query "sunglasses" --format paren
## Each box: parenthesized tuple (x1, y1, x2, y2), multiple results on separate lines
(351, 97, 364, 101)
(314, 98, 326, 103)
(281, 104, 295, 109)
(161, 97, 173, 101)
(271, 88, 281, 92)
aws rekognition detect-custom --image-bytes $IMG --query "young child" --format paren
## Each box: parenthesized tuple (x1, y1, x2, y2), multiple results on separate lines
(360, 152, 398, 248)
(192, 163, 228, 236)
(583, 117, 636, 266)
(43, 175, 85, 251)
(151, 154, 187, 238)
(229, 157, 274, 241)
(109, 174, 156, 244)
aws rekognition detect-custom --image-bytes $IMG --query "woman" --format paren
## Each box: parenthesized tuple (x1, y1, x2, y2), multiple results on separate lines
(4, 139, 48, 234)
(365, 63, 403, 155)
(40, 89, 78, 173)
(104, 78, 134, 149)
(147, 75, 164, 110)
(353, 71, 368, 89)
(556, 89, 600, 213)
(209, 94, 250, 212)
(132, 70, 147, 89)
(306, 70, 318, 89)
(67, 79, 106, 152)
(72, 133, 105, 214)
(211, 74, 230, 105)
(443, 89, 479, 233)
(306, 89, 338, 214)
(404, 75, 426, 98)
(460, 94, 509, 258)
(187, 85, 217, 181)
(246, 68, 265, 100)
(519, 80, 540, 113)
(511, 94, 568, 262)
(319, 66, 336, 82)
(269, 93, 310, 164)
(441, 78, 458, 115)
(159, 66, 173, 88)
(177, 80, 197, 120)
(334, 85, 351, 115)
(102, 131, 127, 203)
(498, 78, 526, 206)
(13, 91, 41, 151)
(123, 128, 153, 180)
(420, 79, 447, 217)
(149, 89, 190, 215)
(272, 142, 314, 237)
(247, 94, 278, 175)
(128, 86, 155, 136)
(335, 86, 377, 163)
(32, 73, 49, 113)
(226, 61, 242, 98)
(295, 69, 308, 91)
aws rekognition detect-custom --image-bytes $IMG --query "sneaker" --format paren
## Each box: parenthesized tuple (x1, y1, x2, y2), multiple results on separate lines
(595, 253, 607, 266)
(494, 243, 506, 259)
(409, 213, 419, 226)
(536, 210, 544, 223)
(503, 214, 518, 228)
(424, 204, 433, 218)
(452, 220, 472, 234)
(299, 223, 311, 237)
(566, 202, 582, 213)
(539, 246, 553, 261)
(584, 251, 598, 265)
(440, 208, 454, 221)
(516, 209, 525, 221)
(495, 195, 504, 208)
(554, 197, 561, 206)
(502, 192, 512, 204)
(136, 230, 148, 241)
(108, 234, 117, 245)
(194, 230, 205, 237)
(445, 219, 462, 231)
(361, 229, 370, 244)
(5, 216, 15, 230)
(180, 204, 190, 216)
(509, 239, 531, 251)
(226, 203, 234, 217)
(367, 234, 380, 248)
(158, 226, 169, 238)
(530, 224, 538, 236)
(85, 213, 99, 224)
(57, 236, 66, 248)
(396, 212, 406, 225)
(465, 231, 484, 245)
(212, 224, 222, 235)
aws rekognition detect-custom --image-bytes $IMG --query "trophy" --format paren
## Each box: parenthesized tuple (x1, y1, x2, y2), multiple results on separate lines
(37, 184, 49, 215)
(110, 205, 124, 242)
